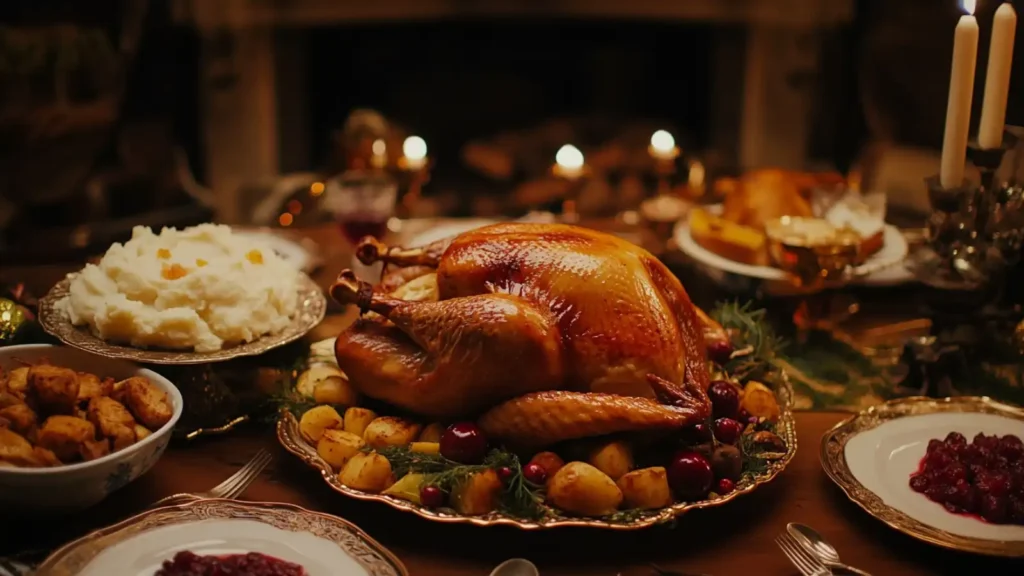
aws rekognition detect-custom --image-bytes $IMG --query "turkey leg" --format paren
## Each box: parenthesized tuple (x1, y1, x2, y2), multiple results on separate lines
(355, 236, 452, 268)
(332, 271, 565, 417)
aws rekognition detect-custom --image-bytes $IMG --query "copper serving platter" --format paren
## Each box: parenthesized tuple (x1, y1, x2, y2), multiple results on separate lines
(38, 273, 326, 365)
(278, 374, 797, 530)
(820, 396, 1024, 557)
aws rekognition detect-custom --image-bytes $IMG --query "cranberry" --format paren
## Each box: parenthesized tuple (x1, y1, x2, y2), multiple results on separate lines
(439, 422, 488, 463)
(717, 478, 735, 495)
(937, 463, 967, 485)
(523, 462, 548, 485)
(988, 473, 1011, 497)
(981, 493, 1008, 523)
(668, 451, 714, 500)
(737, 408, 752, 423)
(713, 418, 744, 445)
(948, 479, 972, 509)
(910, 475, 930, 493)
(707, 381, 741, 419)
(925, 447, 954, 470)
(707, 339, 734, 364)
(680, 422, 714, 445)
(1010, 495, 1024, 523)
(927, 439, 945, 453)
(945, 432, 967, 446)
(420, 485, 445, 508)
(975, 433, 1000, 450)
(925, 485, 946, 503)
(497, 466, 514, 482)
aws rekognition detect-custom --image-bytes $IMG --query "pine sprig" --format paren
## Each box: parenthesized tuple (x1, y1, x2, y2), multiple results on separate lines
(712, 301, 787, 381)
(738, 429, 774, 478)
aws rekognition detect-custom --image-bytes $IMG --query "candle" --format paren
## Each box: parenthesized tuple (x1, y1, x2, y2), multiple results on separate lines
(554, 144, 585, 180)
(979, 2, 1017, 149)
(940, 0, 979, 189)
(649, 130, 679, 161)
(371, 138, 387, 169)
(402, 136, 428, 170)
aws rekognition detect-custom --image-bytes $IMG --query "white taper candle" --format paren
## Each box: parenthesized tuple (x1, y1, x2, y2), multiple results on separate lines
(940, 0, 980, 189)
(978, 2, 1017, 149)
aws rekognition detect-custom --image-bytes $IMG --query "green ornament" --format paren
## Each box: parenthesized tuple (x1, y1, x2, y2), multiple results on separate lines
(0, 298, 26, 344)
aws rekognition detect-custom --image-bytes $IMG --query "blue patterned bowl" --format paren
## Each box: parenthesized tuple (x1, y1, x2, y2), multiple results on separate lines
(0, 344, 183, 512)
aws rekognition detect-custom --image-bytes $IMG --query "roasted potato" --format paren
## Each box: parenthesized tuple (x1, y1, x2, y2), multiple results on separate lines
(317, 429, 365, 470)
(0, 391, 22, 409)
(299, 405, 344, 443)
(88, 397, 137, 451)
(410, 442, 440, 455)
(382, 473, 428, 504)
(134, 424, 153, 441)
(29, 365, 79, 414)
(36, 415, 96, 462)
(363, 417, 421, 450)
(741, 381, 781, 422)
(313, 378, 359, 407)
(79, 438, 111, 461)
(588, 441, 634, 480)
(418, 422, 445, 443)
(123, 377, 173, 429)
(6, 367, 28, 396)
(77, 373, 113, 403)
(547, 461, 623, 517)
(0, 403, 37, 436)
(616, 467, 673, 510)
(30, 446, 62, 467)
(528, 451, 566, 478)
(451, 469, 502, 515)
(339, 452, 394, 492)
(0, 427, 35, 465)
(343, 407, 377, 438)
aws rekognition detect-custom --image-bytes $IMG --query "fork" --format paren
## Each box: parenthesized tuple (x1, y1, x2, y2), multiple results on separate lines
(776, 533, 831, 576)
(152, 449, 273, 507)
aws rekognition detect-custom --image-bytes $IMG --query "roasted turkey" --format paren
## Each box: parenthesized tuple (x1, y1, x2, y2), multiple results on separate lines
(330, 223, 726, 447)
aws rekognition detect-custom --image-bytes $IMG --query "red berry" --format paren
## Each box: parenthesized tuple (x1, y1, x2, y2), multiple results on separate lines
(945, 432, 967, 446)
(713, 418, 744, 445)
(910, 474, 930, 493)
(707, 381, 741, 419)
(707, 339, 734, 364)
(419, 485, 445, 508)
(497, 466, 514, 482)
(439, 422, 488, 464)
(668, 451, 714, 499)
(999, 435, 1024, 460)
(523, 462, 548, 485)
(717, 478, 735, 495)
(680, 422, 713, 445)
(927, 439, 945, 453)
(981, 493, 1008, 523)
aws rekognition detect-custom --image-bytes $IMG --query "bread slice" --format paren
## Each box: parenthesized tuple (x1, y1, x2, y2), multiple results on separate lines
(689, 207, 768, 266)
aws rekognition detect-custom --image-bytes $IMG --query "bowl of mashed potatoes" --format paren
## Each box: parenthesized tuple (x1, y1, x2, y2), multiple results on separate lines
(38, 224, 326, 364)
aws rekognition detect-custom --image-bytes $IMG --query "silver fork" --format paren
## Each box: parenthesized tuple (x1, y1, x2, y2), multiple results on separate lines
(151, 449, 272, 507)
(776, 533, 831, 576)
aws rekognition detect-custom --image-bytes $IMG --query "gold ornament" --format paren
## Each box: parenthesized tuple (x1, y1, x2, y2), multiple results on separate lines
(0, 298, 26, 344)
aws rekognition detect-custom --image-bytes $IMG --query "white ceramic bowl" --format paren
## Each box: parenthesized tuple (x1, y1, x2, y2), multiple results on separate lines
(0, 344, 183, 512)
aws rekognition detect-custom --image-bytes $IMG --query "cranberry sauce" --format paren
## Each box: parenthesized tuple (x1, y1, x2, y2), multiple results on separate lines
(155, 550, 308, 576)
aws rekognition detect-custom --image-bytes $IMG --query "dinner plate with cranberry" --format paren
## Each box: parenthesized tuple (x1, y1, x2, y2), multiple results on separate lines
(35, 499, 407, 575)
(821, 396, 1024, 557)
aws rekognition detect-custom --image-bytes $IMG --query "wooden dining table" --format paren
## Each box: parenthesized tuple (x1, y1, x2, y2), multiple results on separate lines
(3, 222, 1023, 575)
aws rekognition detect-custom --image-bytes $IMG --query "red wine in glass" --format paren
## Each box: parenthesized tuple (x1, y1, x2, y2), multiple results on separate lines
(325, 172, 397, 246)
(338, 216, 389, 245)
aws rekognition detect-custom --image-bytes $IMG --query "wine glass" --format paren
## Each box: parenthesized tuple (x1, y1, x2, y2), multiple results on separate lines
(323, 170, 398, 281)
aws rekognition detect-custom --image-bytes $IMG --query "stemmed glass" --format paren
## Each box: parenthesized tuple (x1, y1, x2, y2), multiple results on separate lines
(323, 169, 398, 281)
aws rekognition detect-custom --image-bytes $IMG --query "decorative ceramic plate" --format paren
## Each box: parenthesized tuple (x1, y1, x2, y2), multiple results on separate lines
(35, 499, 407, 576)
(233, 227, 323, 273)
(821, 396, 1024, 557)
(673, 207, 911, 287)
(277, 375, 797, 530)
(38, 273, 326, 365)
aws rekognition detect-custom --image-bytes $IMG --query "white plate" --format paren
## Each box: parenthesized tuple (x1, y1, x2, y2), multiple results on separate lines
(846, 412, 1024, 542)
(233, 228, 321, 272)
(37, 500, 407, 576)
(673, 208, 912, 286)
(406, 218, 499, 248)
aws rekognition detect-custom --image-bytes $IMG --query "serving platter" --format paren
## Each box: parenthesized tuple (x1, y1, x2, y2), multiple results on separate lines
(821, 396, 1024, 557)
(277, 372, 797, 530)
(38, 273, 327, 365)
(36, 499, 407, 576)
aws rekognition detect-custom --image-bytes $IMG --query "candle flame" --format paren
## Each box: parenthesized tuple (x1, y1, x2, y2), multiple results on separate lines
(650, 130, 675, 153)
(372, 139, 386, 156)
(403, 136, 427, 161)
(961, 0, 975, 16)
(555, 144, 584, 170)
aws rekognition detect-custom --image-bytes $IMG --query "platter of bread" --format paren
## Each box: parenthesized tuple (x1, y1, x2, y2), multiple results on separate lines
(674, 169, 909, 286)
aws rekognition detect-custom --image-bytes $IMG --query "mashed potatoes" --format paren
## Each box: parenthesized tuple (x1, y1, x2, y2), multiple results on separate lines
(60, 224, 301, 352)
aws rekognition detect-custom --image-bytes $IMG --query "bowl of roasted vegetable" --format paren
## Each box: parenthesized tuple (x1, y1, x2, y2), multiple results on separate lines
(0, 344, 182, 512)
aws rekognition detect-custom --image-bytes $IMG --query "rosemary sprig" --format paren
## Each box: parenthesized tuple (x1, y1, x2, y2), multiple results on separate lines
(712, 301, 787, 381)
(738, 428, 773, 478)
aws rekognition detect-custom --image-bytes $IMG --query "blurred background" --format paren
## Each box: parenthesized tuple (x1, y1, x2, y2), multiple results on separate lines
(1, 0, 1022, 263)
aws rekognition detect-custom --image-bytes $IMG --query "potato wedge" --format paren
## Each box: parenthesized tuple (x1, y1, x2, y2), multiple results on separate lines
(36, 415, 96, 462)
(547, 461, 623, 517)
(741, 381, 781, 422)
(317, 429, 365, 471)
(528, 451, 566, 478)
(0, 403, 36, 436)
(383, 473, 429, 504)
(616, 467, 673, 510)
(410, 442, 440, 455)
(343, 407, 377, 438)
(0, 427, 35, 465)
(588, 441, 634, 480)
(363, 417, 421, 450)
(299, 405, 344, 444)
(339, 452, 394, 492)
(450, 469, 502, 515)
(123, 377, 173, 429)
(295, 365, 345, 398)
(418, 422, 445, 443)
(29, 365, 79, 414)
(7, 367, 29, 396)
(134, 424, 153, 441)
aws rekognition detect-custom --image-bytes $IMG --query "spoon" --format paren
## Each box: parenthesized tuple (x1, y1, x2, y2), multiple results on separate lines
(490, 558, 539, 576)
(787, 523, 873, 576)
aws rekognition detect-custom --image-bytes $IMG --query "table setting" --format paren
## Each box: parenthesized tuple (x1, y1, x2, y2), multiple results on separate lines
(4, 2, 1024, 575)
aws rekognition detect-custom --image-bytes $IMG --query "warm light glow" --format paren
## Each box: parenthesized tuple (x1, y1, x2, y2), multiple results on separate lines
(287, 200, 303, 214)
(650, 130, 676, 153)
(310, 181, 325, 196)
(961, 0, 975, 15)
(555, 144, 584, 170)
(688, 161, 705, 189)
(372, 139, 386, 156)
(278, 213, 293, 227)
(403, 136, 427, 161)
